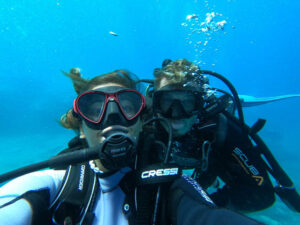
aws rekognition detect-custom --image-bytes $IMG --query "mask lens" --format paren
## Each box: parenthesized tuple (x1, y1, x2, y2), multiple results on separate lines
(118, 91, 143, 119)
(177, 92, 196, 113)
(159, 92, 174, 113)
(77, 92, 106, 122)
(158, 91, 197, 114)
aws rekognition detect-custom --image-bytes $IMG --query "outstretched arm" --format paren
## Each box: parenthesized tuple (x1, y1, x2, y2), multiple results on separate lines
(0, 170, 65, 225)
(0, 197, 32, 225)
(168, 175, 264, 225)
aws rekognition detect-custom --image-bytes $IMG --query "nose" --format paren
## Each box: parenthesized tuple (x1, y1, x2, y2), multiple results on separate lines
(170, 100, 185, 119)
(102, 100, 123, 126)
(171, 107, 181, 118)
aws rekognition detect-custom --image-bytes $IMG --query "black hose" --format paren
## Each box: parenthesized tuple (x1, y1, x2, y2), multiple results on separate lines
(143, 116, 173, 164)
(200, 70, 244, 124)
(0, 145, 101, 184)
(249, 130, 293, 187)
(0, 160, 50, 184)
(143, 116, 173, 225)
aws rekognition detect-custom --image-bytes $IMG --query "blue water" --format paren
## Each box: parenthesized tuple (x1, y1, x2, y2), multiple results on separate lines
(0, 0, 299, 224)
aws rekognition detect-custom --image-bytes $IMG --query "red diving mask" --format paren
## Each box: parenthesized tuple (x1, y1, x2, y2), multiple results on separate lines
(73, 88, 146, 127)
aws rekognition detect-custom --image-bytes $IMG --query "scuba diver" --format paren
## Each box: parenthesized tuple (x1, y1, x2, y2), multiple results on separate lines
(0, 69, 263, 225)
(148, 58, 300, 213)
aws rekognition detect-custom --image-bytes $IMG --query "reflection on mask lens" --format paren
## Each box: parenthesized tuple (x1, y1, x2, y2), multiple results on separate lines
(118, 91, 142, 119)
(77, 93, 105, 122)
(159, 91, 197, 114)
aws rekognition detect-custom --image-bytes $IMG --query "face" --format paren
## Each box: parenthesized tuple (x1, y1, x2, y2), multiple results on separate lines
(79, 83, 143, 172)
(156, 78, 198, 137)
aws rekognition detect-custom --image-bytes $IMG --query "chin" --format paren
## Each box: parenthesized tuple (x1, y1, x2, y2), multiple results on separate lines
(173, 129, 186, 137)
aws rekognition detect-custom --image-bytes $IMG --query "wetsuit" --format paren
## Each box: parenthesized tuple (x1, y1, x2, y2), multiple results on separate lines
(0, 171, 263, 225)
(0, 136, 264, 225)
(156, 113, 276, 212)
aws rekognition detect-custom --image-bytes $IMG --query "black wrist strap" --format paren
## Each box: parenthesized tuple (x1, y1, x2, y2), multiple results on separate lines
(22, 189, 52, 225)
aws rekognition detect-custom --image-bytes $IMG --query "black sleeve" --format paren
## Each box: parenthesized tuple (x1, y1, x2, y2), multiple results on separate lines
(168, 175, 264, 225)
(209, 182, 275, 212)
(22, 189, 53, 225)
(0, 189, 53, 225)
(210, 119, 275, 212)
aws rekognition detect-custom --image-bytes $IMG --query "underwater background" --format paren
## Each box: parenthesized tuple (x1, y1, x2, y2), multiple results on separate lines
(0, 0, 299, 224)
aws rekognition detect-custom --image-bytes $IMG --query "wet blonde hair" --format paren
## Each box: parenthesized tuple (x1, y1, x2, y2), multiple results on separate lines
(153, 59, 202, 90)
(59, 68, 138, 130)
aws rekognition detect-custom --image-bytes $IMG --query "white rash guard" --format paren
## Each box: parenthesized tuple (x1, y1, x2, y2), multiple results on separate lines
(0, 168, 130, 225)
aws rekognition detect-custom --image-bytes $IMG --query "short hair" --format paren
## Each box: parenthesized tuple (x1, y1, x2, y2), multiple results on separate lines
(153, 59, 204, 90)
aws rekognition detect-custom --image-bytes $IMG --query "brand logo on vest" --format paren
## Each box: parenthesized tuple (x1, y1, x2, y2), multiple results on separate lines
(232, 148, 264, 186)
(78, 165, 85, 191)
(141, 168, 179, 179)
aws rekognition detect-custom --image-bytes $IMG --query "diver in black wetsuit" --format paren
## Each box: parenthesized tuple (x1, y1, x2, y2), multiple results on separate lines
(153, 112, 275, 212)
(0, 68, 263, 225)
(150, 58, 300, 213)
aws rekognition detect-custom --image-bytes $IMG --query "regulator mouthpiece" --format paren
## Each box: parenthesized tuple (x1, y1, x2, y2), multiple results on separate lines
(98, 132, 137, 171)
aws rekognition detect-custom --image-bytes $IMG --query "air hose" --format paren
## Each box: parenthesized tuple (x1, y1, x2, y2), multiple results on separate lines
(0, 144, 102, 184)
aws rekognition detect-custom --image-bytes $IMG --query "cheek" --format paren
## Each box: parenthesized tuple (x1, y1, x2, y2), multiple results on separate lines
(128, 120, 142, 139)
(175, 117, 197, 135)
(81, 122, 103, 147)
(186, 116, 197, 127)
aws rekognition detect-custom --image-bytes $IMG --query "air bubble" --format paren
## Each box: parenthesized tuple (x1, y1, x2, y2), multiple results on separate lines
(182, 9, 228, 66)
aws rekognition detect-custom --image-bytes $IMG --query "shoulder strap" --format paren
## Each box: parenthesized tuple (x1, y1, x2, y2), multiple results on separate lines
(50, 162, 98, 225)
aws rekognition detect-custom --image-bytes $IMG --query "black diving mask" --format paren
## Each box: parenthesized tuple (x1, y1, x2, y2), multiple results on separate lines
(153, 89, 204, 119)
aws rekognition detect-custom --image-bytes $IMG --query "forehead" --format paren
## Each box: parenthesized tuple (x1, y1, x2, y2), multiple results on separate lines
(158, 77, 173, 89)
(157, 78, 197, 91)
(91, 83, 126, 93)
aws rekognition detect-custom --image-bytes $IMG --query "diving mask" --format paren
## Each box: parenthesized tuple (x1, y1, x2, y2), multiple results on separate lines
(153, 89, 204, 119)
(73, 87, 146, 129)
